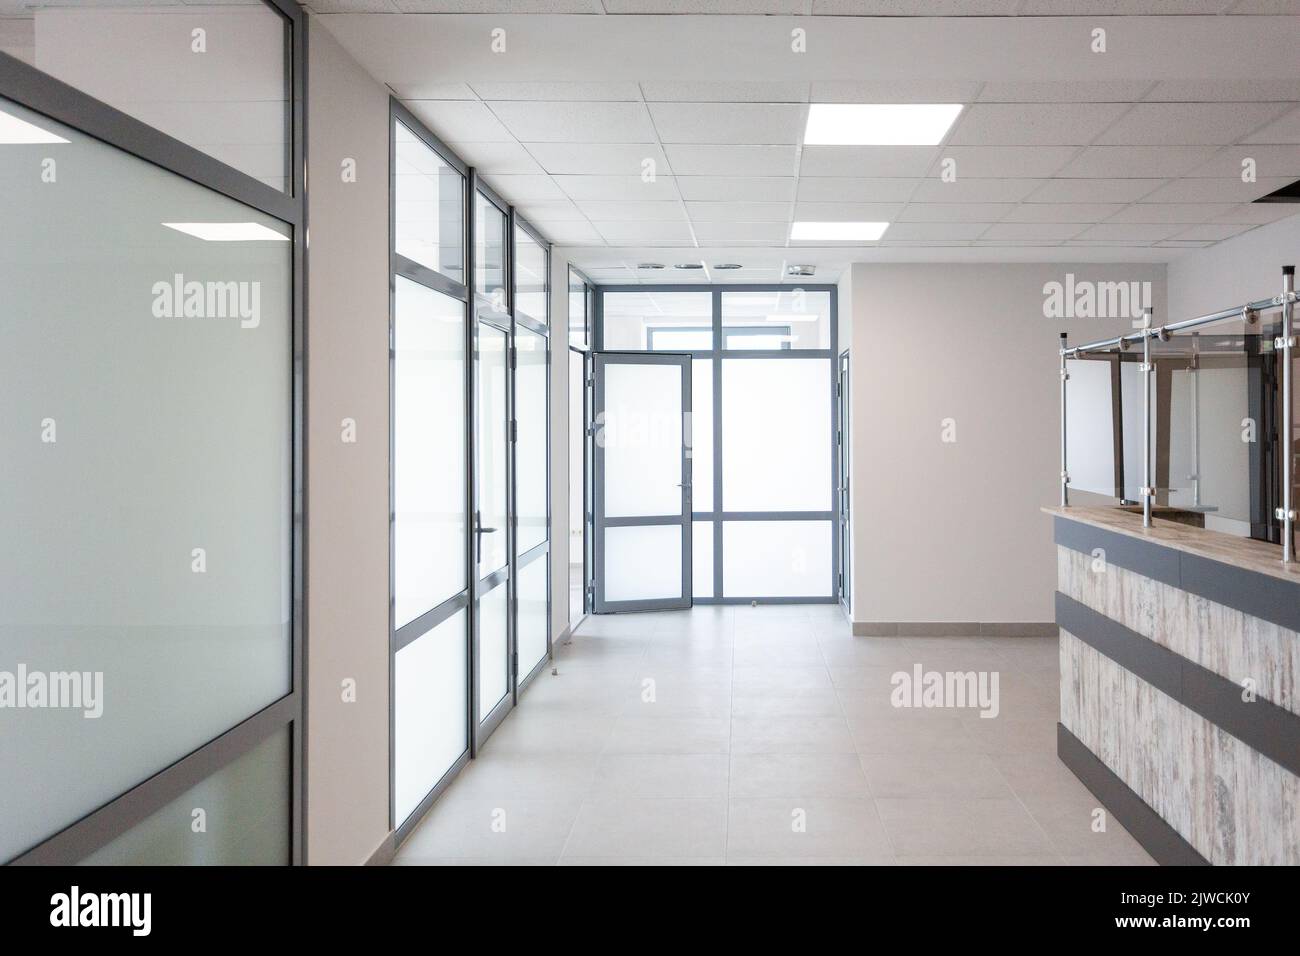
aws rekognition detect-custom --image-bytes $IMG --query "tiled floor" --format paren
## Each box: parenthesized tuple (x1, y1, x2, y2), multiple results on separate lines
(394, 605, 1154, 866)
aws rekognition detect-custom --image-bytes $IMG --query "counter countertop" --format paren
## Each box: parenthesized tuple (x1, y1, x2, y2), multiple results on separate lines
(1043, 504, 1300, 585)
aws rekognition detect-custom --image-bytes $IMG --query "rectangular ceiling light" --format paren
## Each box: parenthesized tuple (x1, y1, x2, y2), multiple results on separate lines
(163, 222, 290, 242)
(0, 109, 69, 144)
(803, 103, 962, 146)
(790, 221, 888, 241)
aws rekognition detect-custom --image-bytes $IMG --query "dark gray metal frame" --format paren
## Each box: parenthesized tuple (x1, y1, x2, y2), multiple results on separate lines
(567, 266, 595, 622)
(387, 100, 551, 843)
(2, 0, 307, 866)
(592, 350, 694, 613)
(594, 284, 840, 606)
(837, 349, 851, 615)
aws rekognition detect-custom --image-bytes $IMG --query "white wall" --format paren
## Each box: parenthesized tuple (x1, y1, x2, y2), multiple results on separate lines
(305, 18, 391, 866)
(843, 262, 1165, 626)
(1167, 214, 1300, 320)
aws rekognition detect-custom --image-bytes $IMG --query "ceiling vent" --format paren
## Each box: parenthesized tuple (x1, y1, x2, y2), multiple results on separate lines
(713, 263, 743, 270)
(786, 264, 816, 277)
(674, 262, 704, 270)
(636, 262, 665, 270)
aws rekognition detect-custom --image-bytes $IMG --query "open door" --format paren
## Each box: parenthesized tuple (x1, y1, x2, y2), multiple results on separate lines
(592, 351, 692, 613)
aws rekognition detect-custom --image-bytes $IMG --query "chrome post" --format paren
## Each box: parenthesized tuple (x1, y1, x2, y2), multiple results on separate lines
(1142, 308, 1153, 529)
(1060, 332, 1069, 508)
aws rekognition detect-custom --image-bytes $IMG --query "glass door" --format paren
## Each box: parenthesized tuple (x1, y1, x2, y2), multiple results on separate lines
(474, 315, 512, 735)
(592, 352, 692, 612)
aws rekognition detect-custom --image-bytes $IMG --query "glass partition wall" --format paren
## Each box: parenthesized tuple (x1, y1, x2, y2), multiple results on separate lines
(389, 103, 550, 839)
(0, 0, 305, 865)
(595, 286, 839, 604)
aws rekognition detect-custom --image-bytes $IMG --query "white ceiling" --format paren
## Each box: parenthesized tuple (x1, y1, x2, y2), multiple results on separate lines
(312, 5, 1300, 282)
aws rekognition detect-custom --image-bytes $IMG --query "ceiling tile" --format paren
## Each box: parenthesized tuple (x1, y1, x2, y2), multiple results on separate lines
(575, 200, 685, 221)
(793, 201, 905, 221)
(1136, 177, 1293, 203)
(809, 80, 981, 103)
(1096, 103, 1291, 146)
(910, 178, 1045, 202)
(677, 176, 797, 202)
(389, 82, 473, 100)
(1018, 0, 1230, 12)
(796, 178, 918, 202)
(1056, 146, 1221, 177)
(469, 81, 640, 101)
(478, 174, 567, 202)
(553, 175, 681, 201)
(1243, 107, 1300, 144)
(593, 220, 695, 244)
(1187, 144, 1300, 178)
(879, 222, 991, 241)
(394, 0, 601, 9)
(1024, 179, 1165, 203)
(1155, 240, 1215, 248)
(930, 146, 1079, 179)
(536, 221, 605, 244)
(977, 81, 1152, 103)
(403, 100, 514, 142)
(948, 103, 1128, 146)
(692, 221, 790, 242)
(1076, 223, 1183, 241)
(798, 146, 938, 178)
(446, 141, 544, 175)
(604, 0, 807, 10)
(1143, 80, 1300, 102)
(685, 201, 793, 221)
(487, 101, 656, 143)
(812, 0, 1021, 13)
(664, 145, 799, 177)
(642, 81, 808, 103)
(1170, 223, 1256, 241)
(518, 200, 588, 221)
(897, 203, 1014, 222)
(1001, 203, 1125, 222)
(981, 222, 1089, 240)
(1212, 204, 1300, 224)
(1105, 203, 1238, 223)
(524, 142, 666, 176)
(648, 102, 806, 145)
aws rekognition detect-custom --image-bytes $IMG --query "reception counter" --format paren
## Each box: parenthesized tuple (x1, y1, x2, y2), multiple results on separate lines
(1046, 505, 1300, 865)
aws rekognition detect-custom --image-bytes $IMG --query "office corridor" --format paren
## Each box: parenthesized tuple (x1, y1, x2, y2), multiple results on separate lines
(395, 606, 1153, 866)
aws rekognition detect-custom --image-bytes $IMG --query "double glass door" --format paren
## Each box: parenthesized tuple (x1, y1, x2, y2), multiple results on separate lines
(592, 352, 693, 612)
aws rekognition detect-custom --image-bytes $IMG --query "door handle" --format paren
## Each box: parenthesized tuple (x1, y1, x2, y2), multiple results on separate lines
(473, 511, 499, 564)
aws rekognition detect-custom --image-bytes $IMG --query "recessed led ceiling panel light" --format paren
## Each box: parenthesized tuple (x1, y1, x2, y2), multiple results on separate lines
(803, 103, 962, 146)
(0, 109, 69, 144)
(790, 221, 889, 241)
(162, 222, 290, 242)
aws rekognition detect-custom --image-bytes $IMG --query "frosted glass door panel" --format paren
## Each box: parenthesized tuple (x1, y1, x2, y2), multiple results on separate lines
(691, 359, 713, 513)
(394, 278, 467, 628)
(1064, 358, 1116, 498)
(477, 581, 509, 721)
(394, 609, 468, 824)
(477, 323, 509, 576)
(693, 521, 714, 599)
(0, 96, 291, 863)
(81, 729, 289, 866)
(602, 363, 684, 518)
(604, 525, 683, 603)
(722, 359, 832, 512)
(517, 555, 549, 677)
(516, 327, 548, 553)
(723, 521, 833, 598)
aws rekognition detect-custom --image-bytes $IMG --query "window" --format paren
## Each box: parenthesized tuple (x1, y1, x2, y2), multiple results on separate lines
(475, 191, 507, 310)
(514, 225, 547, 323)
(394, 122, 464, 281)
(569, 268, 588, 347)
(603, 291, 713, 350)
(722, 289, 832, 350)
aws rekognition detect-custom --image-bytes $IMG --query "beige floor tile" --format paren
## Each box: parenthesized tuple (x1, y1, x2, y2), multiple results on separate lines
(727, 797, 892, 858)
(563, 798, 728, 858)
(730, 753, 870, 799)
(731, 716, 856, 754)
(591, 753, 729, 798)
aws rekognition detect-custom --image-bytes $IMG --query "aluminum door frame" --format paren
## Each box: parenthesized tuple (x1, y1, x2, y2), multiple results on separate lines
(592, 350, 693, 613)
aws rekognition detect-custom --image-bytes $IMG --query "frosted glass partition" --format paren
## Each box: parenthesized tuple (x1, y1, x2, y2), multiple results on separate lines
(81, 729, 290, 866)
(722, 289, 831, 350)
(395, 123, 464, 281)
(517, 556, 548, 677)
(602, 363, 685, 518)
(693, 520, 714, 598)
(1168, 360, 1251, 525)
(478, 323, 509, 576)
(395, 609, 468, 824)
(605, 525, 683, 602)
(723, 521, 832, 598)
(602, 291, 712, 351)
(1120, 361, 1158, 503)
(477, 583, 509, 721)
(569, 269, 587, 346)
(475, 193, 507, 309)
(394, 278, 467, 628)
(0, 95, 292, 862)
(691, 359, 713, 513)
(722, 358, 832, 512)
(11, 2, 290, 190)
(516, 327, 548, 553)
(1064, 358, 1116, 498)
(514, 225, 547, 323)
